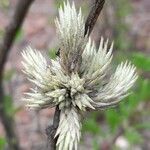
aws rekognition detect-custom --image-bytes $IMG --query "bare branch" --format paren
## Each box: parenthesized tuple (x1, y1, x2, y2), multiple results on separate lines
(46, 106, 60, 150)
(0, 0, 35, 79)
(0, 84, 20, 150)
(0, 0, 35, 149)
(85, 0, 105, 36)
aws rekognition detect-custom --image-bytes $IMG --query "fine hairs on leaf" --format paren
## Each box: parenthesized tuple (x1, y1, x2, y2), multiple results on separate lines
(21, 1, 138, 150)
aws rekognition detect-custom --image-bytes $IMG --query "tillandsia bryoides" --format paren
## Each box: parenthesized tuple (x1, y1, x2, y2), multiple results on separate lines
(22, 1, 138, 150)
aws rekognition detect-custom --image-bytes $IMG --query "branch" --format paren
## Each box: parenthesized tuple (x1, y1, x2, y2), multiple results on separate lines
(0, 0, 35, 80)
(85, 0, 105, 36)
(0, 0, 35, 149)
(0, 85, 20, 150)
(46, 106, 60, 150)
(46, 0, 105, 149)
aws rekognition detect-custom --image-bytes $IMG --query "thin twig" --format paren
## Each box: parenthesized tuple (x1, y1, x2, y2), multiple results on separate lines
(0, 0, 35, 149)
(46, 0, 105, 149)
(0, 85, 20, 150)
(0, 0, 35, 79)
(85, 0, 105, 36)
(46, 106, 60, 150)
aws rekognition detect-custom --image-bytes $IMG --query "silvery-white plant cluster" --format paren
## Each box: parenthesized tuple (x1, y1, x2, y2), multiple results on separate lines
(22, 1, 138, 150)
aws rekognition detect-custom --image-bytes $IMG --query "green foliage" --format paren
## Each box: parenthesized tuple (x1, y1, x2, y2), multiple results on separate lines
(0, 137, 6, 150)
(92, 138, 99, 150)
(124, 128, 143, 144)
(4, 95, 14, 117)
(82, 117, 100, 135)
(105, 109, 123, 132)
(55, 0, 64, 8)
(137, 78, 150, 101)
(0, 0, 9, 9)
(130, 52, 150, 71)
(134, 122, 150, 130)
(48, 48, 57, 60)
(113, 0, 132, 51)
(3, 70, 15, 81)
(115, 0, 131, 18)
(0, 29, 4, 39)
(4, 95, 21, 118)
(15, 29, 24, 42)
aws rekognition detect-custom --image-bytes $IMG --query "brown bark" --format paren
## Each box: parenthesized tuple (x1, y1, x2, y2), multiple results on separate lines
(85, 0, 105, 36)
(0, 84, 20, 150)
(46, 106, 60, 150)
(0, 0, 35, 79)
(0, 0, 35, 149)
